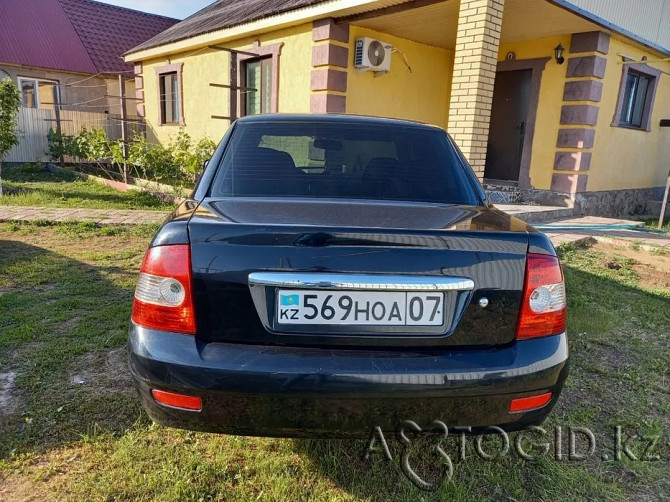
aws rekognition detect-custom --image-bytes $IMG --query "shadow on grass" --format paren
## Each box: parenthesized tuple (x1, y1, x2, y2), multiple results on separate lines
(3, 167, 80, 184)
(0, 239, 144, 459)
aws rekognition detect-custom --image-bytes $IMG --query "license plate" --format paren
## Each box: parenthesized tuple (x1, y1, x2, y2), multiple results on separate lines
(276, 290, 444, 326)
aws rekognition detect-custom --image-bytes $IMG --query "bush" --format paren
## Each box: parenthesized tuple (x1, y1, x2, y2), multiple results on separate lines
(127, 129, 216, 184)
(46, 127, 216, 187)
(171, 129, 217, 182)
(127, 134, 180, 182)
(19, 162, 44, 173)
(47, 129, 83, 160)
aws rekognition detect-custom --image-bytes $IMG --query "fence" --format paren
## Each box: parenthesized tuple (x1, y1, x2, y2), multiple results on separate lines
(4, 107, 143, 164)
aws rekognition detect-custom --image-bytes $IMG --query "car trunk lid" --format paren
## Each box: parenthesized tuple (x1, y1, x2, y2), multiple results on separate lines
(187, 198, 531, 347)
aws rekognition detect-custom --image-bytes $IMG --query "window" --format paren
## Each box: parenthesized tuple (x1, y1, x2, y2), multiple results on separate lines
(619, 72, 651, 128)
(236, 42, 283, 117)
(156, 63, 183, 125)
(613, 63, 661, 131)
(243, 58, 272, 116)
(211, 120, 482, 205)
(18, 78, 60, 110)
(159, 72, 180, 124)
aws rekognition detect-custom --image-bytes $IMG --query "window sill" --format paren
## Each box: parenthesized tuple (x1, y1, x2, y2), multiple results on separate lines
(159, 122, 185, 127)
(610, 122, 651, 132)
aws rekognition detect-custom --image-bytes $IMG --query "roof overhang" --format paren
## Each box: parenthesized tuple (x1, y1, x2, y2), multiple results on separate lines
(124, 0, 410, 62)
(549, 0, 670, 56)
(124, 0, 670, 62)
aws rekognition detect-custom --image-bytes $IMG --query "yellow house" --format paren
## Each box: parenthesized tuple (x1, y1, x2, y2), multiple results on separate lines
(124, 0, 670, 216)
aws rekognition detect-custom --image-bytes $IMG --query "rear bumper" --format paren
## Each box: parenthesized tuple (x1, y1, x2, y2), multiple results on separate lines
(128, 324, 569, 438)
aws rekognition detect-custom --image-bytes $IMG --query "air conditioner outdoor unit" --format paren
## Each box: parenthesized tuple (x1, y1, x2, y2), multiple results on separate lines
(354, 37, 392, 73)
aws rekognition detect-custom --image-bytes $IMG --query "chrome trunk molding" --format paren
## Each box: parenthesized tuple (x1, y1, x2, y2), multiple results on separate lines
(248, 272, 475, 291)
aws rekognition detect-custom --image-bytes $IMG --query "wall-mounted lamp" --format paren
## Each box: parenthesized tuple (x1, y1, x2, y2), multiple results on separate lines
(554, 43, 565, 65)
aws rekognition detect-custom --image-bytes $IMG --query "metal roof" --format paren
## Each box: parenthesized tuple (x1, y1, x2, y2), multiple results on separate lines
(0, 0, 179, 75)
(127, 0, 330, 54)
(551, 0, 670, 54)
(127, 0, 670, 57)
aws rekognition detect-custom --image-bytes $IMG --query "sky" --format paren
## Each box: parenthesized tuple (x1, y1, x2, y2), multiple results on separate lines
(97, 0, 215, 20)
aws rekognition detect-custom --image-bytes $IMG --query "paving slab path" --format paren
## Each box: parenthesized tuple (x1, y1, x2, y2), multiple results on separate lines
(0, 206, 168, 226)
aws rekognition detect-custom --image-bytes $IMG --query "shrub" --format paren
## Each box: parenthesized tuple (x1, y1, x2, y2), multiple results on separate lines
(127, 134, 180, 182)
(0, 77, 22, 196)
(171, 129, 217, 182)
(128, 129, 216, 184)
(46, 126, 217, 187)
(47, 129, 83, 160)
(19, 162, 44, 173)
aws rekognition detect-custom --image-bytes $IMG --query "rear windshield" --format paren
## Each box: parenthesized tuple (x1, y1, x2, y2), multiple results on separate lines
(210, 121, 482, 205)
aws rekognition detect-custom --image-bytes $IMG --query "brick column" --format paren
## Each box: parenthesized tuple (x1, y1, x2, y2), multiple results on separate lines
(551, 31, 610, 194)
(447, 0, 504, 179)
(311, 18, 349, 113)
(134, 63, 144, 117)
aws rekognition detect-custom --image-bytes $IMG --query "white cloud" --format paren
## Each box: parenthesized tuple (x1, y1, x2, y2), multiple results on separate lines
(97, 0, 214, 19)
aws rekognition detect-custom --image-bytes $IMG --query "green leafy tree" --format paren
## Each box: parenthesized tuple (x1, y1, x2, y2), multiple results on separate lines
(0, 78, 22, 196)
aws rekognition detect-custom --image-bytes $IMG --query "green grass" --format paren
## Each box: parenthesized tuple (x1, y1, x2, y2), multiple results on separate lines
(643, 217, 670, 233)
(0, 165, 174, 210)
(0, 231, 668, 501)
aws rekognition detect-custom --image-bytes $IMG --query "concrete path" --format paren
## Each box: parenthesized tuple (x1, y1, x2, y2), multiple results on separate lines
(0, 206, 168, 226)
(537, 216, 670, 250)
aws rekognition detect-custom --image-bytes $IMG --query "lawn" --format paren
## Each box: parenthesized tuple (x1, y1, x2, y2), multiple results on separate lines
(645, 217, 670, 232)
(0, 225, 669, 501)
(0, 165, 174, 210)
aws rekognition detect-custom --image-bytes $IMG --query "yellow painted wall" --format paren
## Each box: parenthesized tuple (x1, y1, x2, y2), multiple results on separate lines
(141, 23, 313, 145)
(587, 37, 670, 191)
(498, 35, 670, 192)
(498, 36, 572, 190)
(346, 26, 454, 129)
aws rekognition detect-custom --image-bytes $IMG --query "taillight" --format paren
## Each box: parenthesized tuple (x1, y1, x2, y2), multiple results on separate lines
(515, 253, 566, 339)
(132, 244, 196, 334)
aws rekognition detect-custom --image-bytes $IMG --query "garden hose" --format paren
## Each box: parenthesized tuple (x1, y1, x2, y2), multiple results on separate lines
(534, 224, 668, 234)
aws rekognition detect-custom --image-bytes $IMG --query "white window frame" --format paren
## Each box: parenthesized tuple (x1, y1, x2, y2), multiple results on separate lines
(18, 77, 60, 109)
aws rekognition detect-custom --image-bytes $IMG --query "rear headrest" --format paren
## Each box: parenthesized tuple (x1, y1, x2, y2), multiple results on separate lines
(234, 147, 297, 173)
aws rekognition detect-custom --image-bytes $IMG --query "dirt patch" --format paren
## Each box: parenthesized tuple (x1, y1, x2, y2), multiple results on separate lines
(68, 348, 133, 395)
(54, 315, 84, 335)
(592, 344, 639, 371)
(0, 476, 49, 502)
(0, 371, 19, 415)
(592, 242, 670, 293)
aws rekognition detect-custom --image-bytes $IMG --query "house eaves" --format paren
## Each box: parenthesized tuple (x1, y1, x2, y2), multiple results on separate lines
(124, 0, 409, 62)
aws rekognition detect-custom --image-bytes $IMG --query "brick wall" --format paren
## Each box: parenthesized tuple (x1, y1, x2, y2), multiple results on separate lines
(552, 31, 610, 193)
(311, 18, 349, 113)
(447, 0, 505, 179)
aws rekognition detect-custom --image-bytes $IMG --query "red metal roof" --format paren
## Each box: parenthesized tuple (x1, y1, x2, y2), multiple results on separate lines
(0, 0, 178, 75)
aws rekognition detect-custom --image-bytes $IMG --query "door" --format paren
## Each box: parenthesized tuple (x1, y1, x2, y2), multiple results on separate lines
(484, 69, 532, 183)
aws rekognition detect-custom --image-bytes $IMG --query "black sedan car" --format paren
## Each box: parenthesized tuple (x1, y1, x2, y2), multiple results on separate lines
(129, 114, 568, 438)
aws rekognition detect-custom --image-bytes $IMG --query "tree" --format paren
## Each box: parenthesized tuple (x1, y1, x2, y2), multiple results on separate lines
(0, 78, 22, 196)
